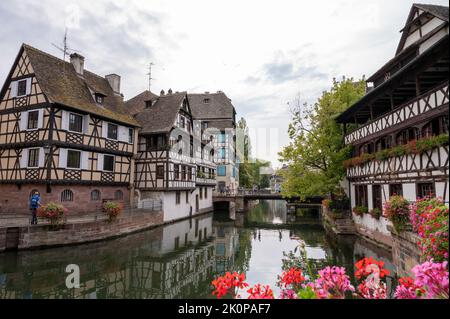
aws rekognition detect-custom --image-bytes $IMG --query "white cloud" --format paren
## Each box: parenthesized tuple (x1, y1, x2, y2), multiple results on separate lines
(0, 0, 448, 167)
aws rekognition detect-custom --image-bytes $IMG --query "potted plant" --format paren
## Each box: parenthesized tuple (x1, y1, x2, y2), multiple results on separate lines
(369, 208, 382, 220)
(103, 201, 123, 222)
(383, 195, 410, 232)
(352, 206, 368, 217)
(322, 199, 332, 209)
(37, 202, 68, 227)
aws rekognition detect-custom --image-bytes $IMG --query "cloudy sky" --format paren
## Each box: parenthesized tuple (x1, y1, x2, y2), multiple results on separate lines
(0, 0, 447, 167)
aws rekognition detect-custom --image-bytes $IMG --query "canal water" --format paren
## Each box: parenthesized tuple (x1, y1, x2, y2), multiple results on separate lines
(0, 200, 396, 299)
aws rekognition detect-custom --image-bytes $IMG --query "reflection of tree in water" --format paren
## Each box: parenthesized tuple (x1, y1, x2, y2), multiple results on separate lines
(280, 227, 357, 280)
(231, 229, 253, 274)
(245, 200, 271, 223)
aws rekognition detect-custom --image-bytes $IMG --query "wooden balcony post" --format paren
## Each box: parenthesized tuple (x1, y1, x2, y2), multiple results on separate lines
(415, 75, 421, 96)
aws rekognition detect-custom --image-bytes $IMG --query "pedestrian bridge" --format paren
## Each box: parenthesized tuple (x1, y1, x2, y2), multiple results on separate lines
(213, 189, 323, 204)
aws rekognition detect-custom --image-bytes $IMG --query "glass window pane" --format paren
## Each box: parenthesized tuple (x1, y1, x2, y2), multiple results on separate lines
(69, 113, 83, 132)
(27, 111, 39, 129)
(28, 148, 40, 167)
(17, 80, 27, 96)
(103, 155, 114, 171)
(107, 123, 118, 139)
(67, 150, 81, 168)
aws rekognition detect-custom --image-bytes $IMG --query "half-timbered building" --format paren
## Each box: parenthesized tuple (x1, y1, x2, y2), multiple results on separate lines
(188, 92, 239, 194)
(0, 44, 139, 215)
(336, 4, 449, 246)
(127, 90, 216, 221)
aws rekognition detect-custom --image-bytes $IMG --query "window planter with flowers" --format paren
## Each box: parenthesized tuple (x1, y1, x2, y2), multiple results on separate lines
(37, 202, 68, 228)
(102, 201, 123, 222)
(353, 206, 368, 217)
(343, 133, 449, 169)
(369, 208, 382, 220)
(383, 195, 410, 232)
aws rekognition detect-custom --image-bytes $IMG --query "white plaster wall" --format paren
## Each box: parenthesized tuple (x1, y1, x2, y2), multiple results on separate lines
(435, 181, 449, 204)
(353, 213, 392, 235)
(382, 184, 390, 205)
(404, 29, 421, 49)
(421, 16, 446, 36)
(191, 186, 214, 212)
(403, 183, 417, 203)
(367, 184, 373, 210)
(163, 191, 192, 222)
(350, 183, 356, 208)
(160, 215, 213, 254)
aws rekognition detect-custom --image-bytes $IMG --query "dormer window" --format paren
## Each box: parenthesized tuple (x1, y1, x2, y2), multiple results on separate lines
(94, 93, 105, 104)
(203, 98, 210, 104)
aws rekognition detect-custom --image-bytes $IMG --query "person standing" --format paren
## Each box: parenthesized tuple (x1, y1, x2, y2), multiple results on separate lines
(29, 191, 41, 225)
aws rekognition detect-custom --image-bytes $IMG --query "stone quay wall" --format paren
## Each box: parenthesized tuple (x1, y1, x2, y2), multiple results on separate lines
(0, 212, 165, 251)
(390, 227, 422, 278)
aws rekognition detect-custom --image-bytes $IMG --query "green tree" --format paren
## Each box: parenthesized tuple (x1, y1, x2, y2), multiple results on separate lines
(278, 77, 365, 199)
(236, 117, 272, 189)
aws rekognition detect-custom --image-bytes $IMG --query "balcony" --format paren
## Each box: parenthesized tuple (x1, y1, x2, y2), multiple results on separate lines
(345, 81, 449, 145)
(196, 177, 216, 186)
(345, 144, 448, 180)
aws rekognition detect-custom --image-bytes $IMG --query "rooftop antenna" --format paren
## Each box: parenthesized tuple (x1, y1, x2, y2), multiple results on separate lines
(147, 62, 155, 92)
(51, 28, 81, 61)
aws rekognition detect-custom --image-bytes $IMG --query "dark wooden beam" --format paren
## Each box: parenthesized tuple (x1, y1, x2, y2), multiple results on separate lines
(416, 75, 421, 96)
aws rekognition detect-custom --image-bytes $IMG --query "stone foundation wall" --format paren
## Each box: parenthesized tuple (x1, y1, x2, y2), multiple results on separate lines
(0, 208, 216, 252)
(390, 229, 421, 278)
(0, 184, 130, 216)
(0, 211, 163, 251)
(354, 222, 393, 248)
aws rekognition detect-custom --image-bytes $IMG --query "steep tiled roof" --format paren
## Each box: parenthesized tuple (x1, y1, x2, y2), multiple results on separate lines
(133, 92, 187, 134)
(125, 90, 159, 116)
(188, 92, 235, 120)
(204, 119, 235, 130)
(414, 3, 449, 21)
(23, 44, 139, 126)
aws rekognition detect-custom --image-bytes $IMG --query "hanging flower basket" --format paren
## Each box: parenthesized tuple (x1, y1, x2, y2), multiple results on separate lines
(383, 195, 410, 232)
(369, 208, 382, 220)
(102, 201, 123, 222)
(352, 206, 368, 217)
(37, 202, 68, 227)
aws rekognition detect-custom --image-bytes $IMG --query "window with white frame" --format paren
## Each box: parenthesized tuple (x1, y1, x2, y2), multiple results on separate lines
(17, 79, 27, 96)
(67, 150, 81, 169)
(103, 155, 115, 172)
(27, 148, 40, 168)
(69, 113, 83, 133)
(107, 123, 118, 140)
(128, 128, 134, 144)
(12, 78, 31, 98)
(27, 110, 39, 130)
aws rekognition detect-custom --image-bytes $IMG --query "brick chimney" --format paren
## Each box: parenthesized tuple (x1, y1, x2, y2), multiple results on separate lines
(105, 74, 121, 95)
(70, 53, 85, 76)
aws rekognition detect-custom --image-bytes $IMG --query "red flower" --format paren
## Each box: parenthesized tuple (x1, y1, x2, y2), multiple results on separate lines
(355, 257, 390, 280)
(211, 272, 248, 298)
(279, 267, 305, 288)
(247, 284, 274, 299)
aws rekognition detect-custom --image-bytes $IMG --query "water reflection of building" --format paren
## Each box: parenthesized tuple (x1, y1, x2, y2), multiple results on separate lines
(213, 224, 240, 273)
(0, 214, 216, 299)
